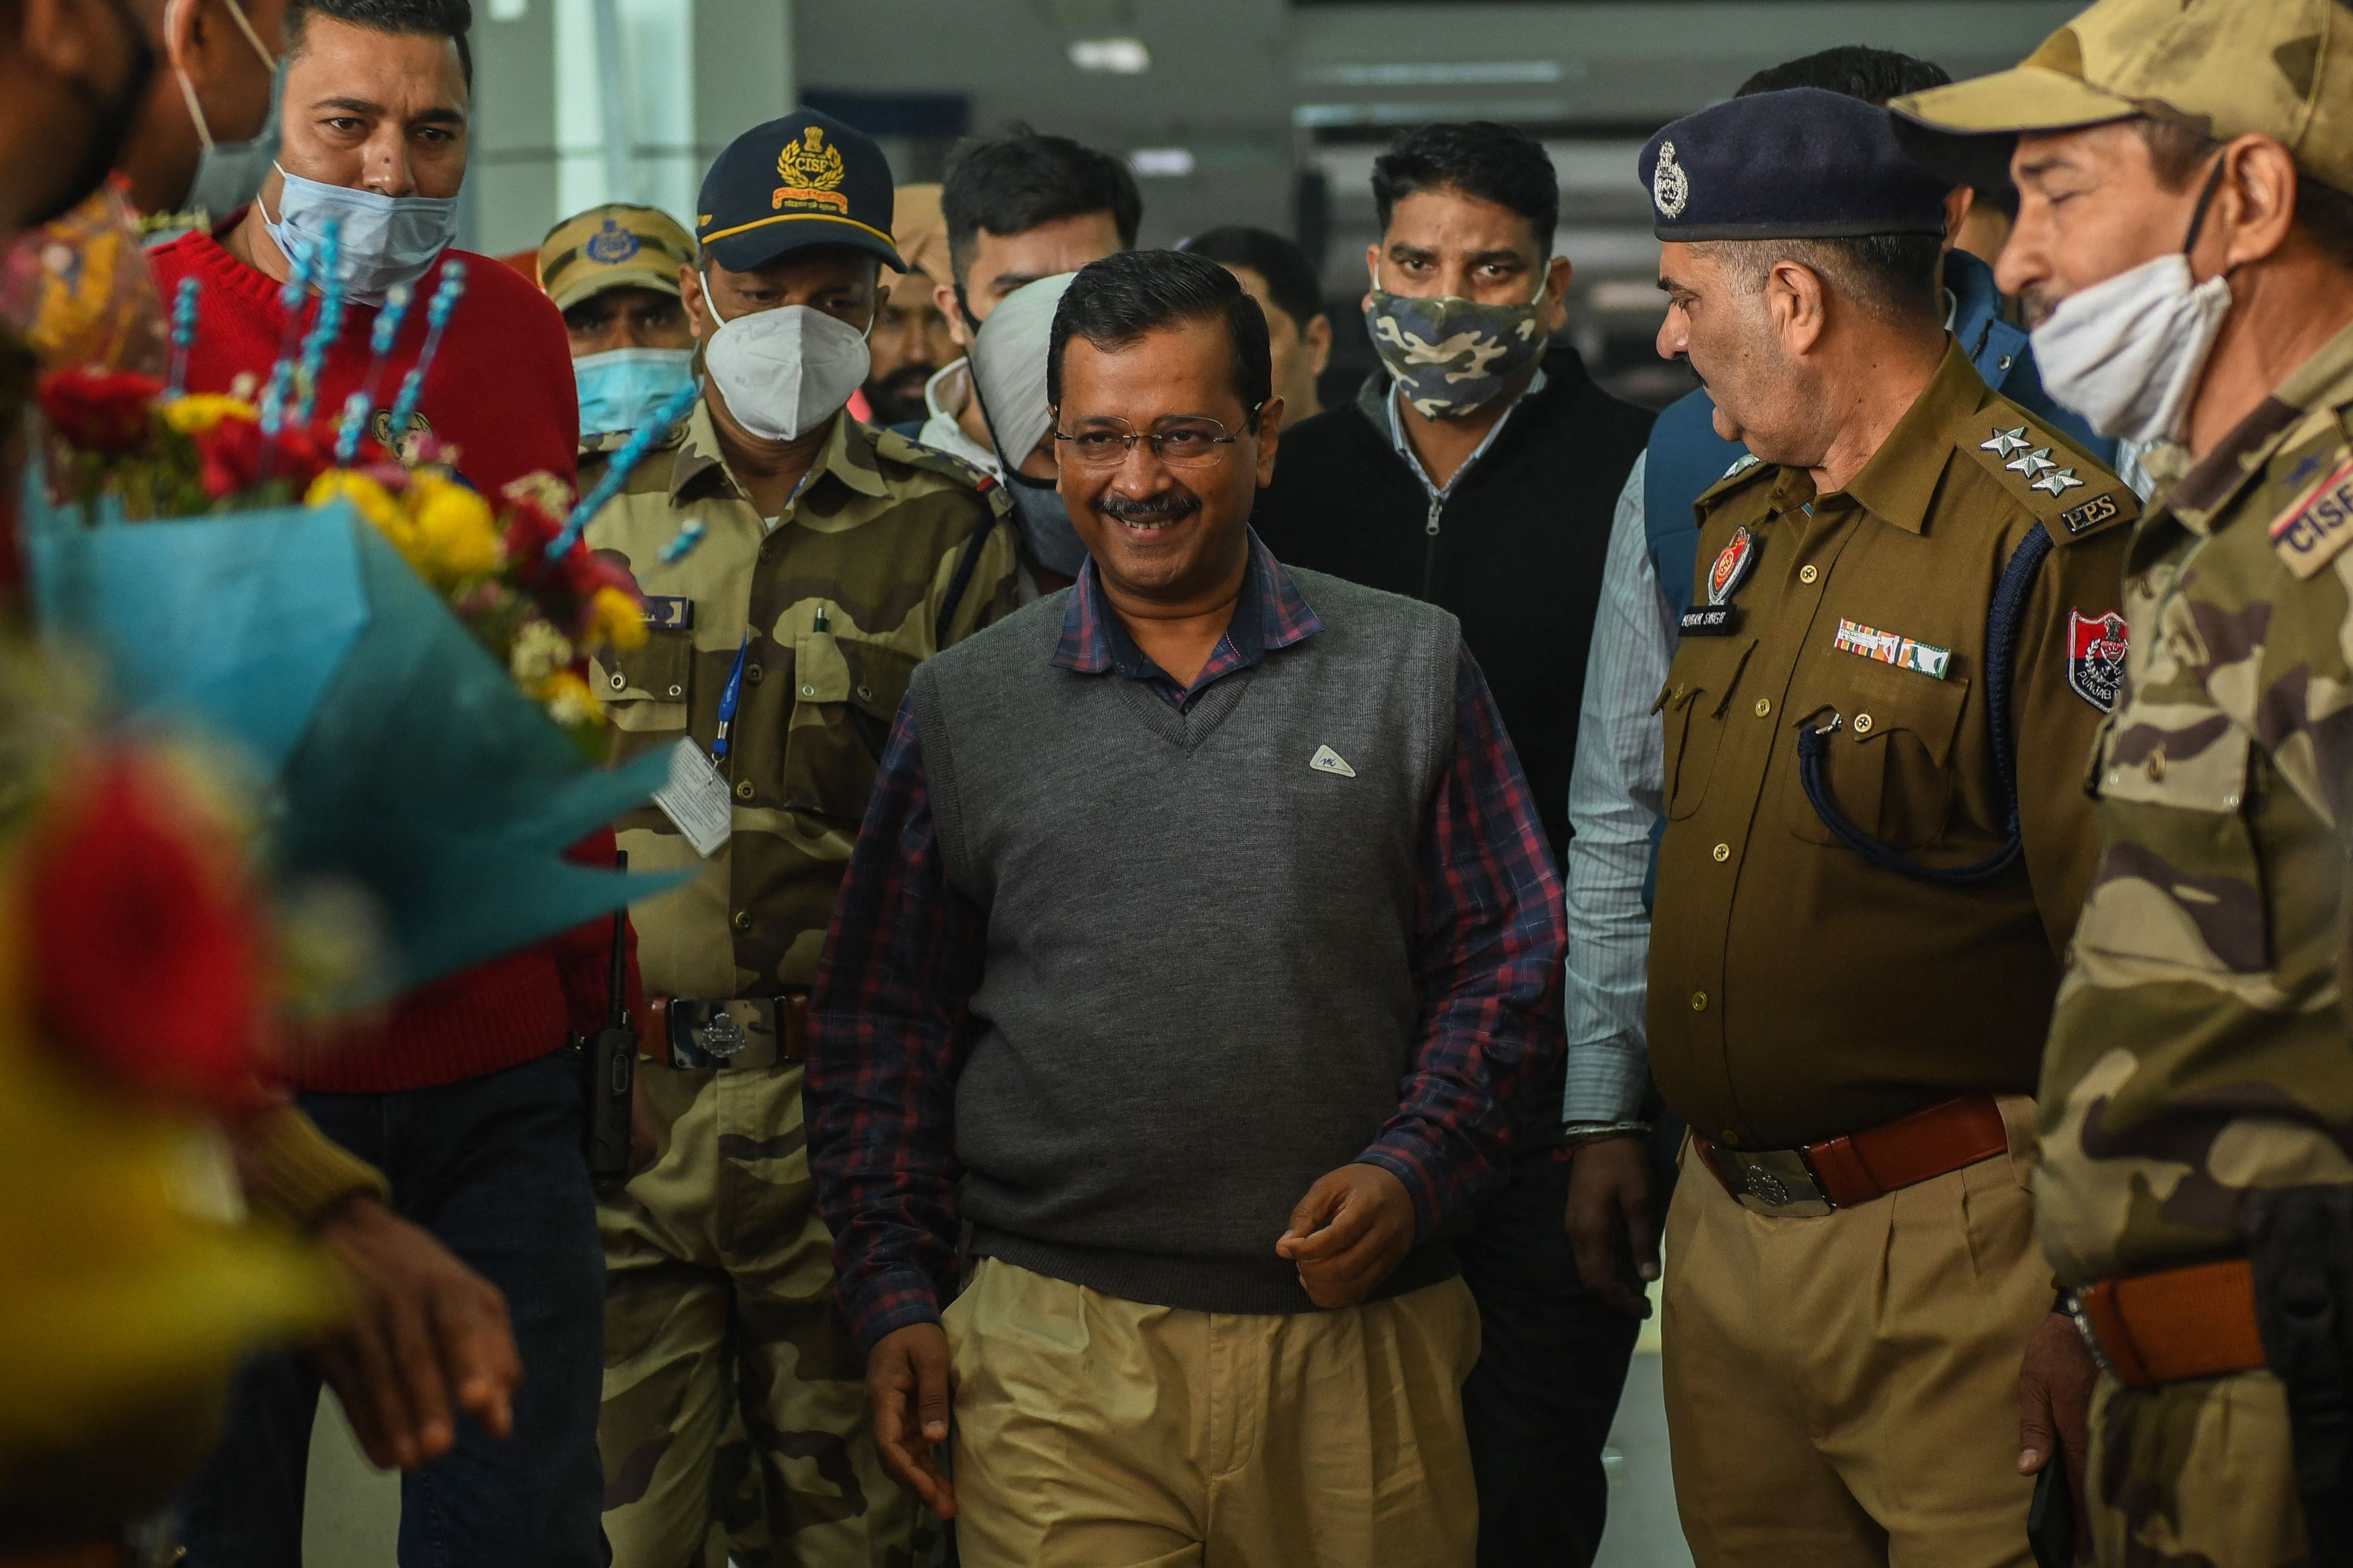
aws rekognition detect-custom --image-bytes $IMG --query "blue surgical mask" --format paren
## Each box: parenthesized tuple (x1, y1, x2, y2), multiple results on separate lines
(574, 347, 696, 437)
(261, 162, 459, 305)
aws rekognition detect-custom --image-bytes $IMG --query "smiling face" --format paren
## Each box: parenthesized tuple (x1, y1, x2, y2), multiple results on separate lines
(1054, 315, 1280, 605)
(1998, 121, 2212, 328)
(265, 15, 468, 203)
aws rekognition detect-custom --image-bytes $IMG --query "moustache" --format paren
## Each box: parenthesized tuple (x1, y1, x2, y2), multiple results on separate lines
(877, 362, 935, 394)
(1096, 489, 1203, 526)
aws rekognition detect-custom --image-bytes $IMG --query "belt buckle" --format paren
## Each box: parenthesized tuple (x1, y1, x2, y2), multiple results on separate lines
(1716, 1147, 1835, 1218)
(694, 1008, 747, 1061)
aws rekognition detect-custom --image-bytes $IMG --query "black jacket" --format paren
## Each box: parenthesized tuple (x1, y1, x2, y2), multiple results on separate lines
(1252, 346, 1655, 864)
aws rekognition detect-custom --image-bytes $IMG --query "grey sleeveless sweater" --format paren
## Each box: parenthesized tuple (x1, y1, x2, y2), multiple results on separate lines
(908, 568, 1464, 1313)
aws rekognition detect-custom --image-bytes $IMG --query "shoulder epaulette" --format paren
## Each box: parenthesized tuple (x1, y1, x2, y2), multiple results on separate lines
(870, 426, 1012, 518)
(1693, 450, 1771, 512)
(1954, 403, 2137, 546)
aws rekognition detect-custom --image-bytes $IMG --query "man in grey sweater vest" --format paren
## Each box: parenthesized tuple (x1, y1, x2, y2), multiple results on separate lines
(807, 250, 1566, 1567)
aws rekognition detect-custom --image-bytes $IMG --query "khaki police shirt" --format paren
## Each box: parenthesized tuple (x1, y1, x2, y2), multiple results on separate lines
(1647, 338, 2138, 1150)
(2038, 317, 2353, 1288)
(584, 399, 1019, 1000)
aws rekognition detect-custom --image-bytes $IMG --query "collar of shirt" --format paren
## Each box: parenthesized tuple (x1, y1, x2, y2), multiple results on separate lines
(1800, 335, 1983, 538)
(1377, 364, 1548, 502)
(667, 395, 889, 524)
(1050, 529, 1322, 708)
(2137, 313, 2353, 546)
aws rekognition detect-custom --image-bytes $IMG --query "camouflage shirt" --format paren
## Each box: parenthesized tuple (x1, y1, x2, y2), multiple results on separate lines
(2038, 317, 2353, 1287)
(584, 399, 1019, 999)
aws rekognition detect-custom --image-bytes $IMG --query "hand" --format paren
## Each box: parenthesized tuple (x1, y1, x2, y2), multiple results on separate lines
(2018, 1308, 2098, 1563)
(1276, 1163, 1417, 1308)
(311, 1196, 522, 1470)
(1564, 1135, 1660, 1319)
(627, 1068, 659, 1177)
(868, 1323, 955, 1520)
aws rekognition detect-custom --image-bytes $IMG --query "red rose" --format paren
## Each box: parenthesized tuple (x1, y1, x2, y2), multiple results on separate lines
(20, 751, 269, 1106)
(192, 414, 267, 498)
(37, 368, 163, 455)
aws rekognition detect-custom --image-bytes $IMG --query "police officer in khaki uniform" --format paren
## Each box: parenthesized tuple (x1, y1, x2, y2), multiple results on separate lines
(1626, 90, 2137, 1566)
(538, 204, 700, 444)
(585, 110, 1019, 1568)
(1897, 2, 2353, 1561)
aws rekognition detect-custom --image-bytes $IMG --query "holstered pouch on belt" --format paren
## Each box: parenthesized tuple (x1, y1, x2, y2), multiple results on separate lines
(2249, 1184, 2353, 1566)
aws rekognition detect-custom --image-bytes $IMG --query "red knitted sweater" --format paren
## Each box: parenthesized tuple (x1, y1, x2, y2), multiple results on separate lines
(150, 226, 642, 1092)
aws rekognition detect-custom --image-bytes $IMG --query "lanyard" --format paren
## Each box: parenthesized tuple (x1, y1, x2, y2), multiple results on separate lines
(712, 633, 749, 761)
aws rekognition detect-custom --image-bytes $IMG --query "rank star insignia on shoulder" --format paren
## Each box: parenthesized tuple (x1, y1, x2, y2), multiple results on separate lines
(2005, 446, 2055, 479)
(1981, 426, 2031, 460)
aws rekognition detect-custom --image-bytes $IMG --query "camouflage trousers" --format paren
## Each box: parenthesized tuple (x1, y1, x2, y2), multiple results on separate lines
(598, 1058, 941, 1568)
(2087, 1368, 2308, 1566)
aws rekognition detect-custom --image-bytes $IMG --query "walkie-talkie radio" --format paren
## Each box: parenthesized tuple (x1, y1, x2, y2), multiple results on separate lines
(578, 850, 637, 1191)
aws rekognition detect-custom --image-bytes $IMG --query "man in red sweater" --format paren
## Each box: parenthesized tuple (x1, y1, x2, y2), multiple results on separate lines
(154, 2, 625, 1564)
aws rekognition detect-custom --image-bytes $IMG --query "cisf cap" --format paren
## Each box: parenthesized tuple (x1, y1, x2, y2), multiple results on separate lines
(1891, 0, 2353, 196)
(696, 108, 905, 275)
(538, 204, 695, 311)
(1640, 89, 1951, 241)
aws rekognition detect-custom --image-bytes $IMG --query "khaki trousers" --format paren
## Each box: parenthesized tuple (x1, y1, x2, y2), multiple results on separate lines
(943, 1257, 1482, 1568)
(1662, 1098, 2048, 1568)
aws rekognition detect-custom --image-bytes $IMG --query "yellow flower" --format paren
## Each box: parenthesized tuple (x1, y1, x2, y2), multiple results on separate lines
(407, 474, 503, 584)
(537, 668, 603, 730)
(587, 586, 648, 652)
(305, 470, 402, 539)
(159, 393, 258, 435)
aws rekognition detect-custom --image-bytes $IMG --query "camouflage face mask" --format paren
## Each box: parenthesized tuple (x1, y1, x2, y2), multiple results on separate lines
(1365, 288, 1547, 419)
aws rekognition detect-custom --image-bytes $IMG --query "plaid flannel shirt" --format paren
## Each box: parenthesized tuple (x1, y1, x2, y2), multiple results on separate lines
(807, 534, 1566, 1352)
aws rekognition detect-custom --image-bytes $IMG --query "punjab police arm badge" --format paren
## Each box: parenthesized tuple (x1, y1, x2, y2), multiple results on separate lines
(1680, 523, 1757, 637)
(2065, 610, 2128, 712)
(1652, 140, 1690, 221)
(774, 125, 849, 215)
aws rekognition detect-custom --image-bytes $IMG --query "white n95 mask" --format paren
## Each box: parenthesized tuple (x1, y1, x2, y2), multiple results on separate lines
(2030, 156, 2235, 448)
(699, 278, 871, 443)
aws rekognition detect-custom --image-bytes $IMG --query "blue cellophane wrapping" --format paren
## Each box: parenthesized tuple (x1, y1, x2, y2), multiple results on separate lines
(26, 486, 678, 1002)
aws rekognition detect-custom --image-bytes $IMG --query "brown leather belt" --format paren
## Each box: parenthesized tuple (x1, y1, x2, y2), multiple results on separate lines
(2071, 1258, 2266, 1389)
(639, 995, 809, 1071)
(1692, 1094, 2011, 1217)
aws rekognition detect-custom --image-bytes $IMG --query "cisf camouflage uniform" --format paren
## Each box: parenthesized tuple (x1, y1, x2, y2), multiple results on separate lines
(583, 398, 1018, 1568)
(2038, 319, 2353, 1566)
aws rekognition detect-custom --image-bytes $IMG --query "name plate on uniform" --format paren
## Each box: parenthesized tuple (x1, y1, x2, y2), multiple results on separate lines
(641, 595, 693, 630)
(1680, 605, 1737, 637)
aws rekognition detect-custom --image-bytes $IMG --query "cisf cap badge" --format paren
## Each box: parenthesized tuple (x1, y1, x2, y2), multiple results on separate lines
(774, 125, 848, 215)
(1653, 140, 1691, 221)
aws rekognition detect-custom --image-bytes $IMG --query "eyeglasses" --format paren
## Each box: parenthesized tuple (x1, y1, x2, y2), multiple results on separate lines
(1052, 410, 1260, 469)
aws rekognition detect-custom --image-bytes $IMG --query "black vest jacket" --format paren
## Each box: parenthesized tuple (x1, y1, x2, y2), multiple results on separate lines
(1251, 345, 1655, 864)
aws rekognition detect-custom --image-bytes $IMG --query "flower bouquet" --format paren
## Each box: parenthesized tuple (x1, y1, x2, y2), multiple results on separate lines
(20, 244, 693, 1002)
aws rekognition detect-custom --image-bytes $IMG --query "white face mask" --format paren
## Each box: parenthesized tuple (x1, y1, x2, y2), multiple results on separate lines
(261, 162, 458, 306)
(698, 276, 872, 443)
(2029, 159, 2234, 447)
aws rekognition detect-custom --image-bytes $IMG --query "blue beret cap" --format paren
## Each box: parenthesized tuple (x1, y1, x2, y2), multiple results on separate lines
(1640, 88, 1951, 242)
(697, 109, 905, 274)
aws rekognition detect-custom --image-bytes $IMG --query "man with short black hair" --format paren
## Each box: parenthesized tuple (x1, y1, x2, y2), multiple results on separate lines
(918, 124, 1137, 586)
(1249, 118, 1651, 1568)
(1181, 223, 1332, 418)
(158, 4, 628, 1565)
(809, 246, 1563, 1568)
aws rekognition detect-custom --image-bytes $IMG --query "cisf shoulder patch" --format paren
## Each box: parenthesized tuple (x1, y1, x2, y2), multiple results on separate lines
(2067, 610, 2128, 712)
(2269, 455, 2353, 579)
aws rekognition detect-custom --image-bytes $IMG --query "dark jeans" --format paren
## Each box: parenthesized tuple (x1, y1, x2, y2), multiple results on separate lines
(179, 1050, 609, 1568)
(1457, 1149, 1645, 1568)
